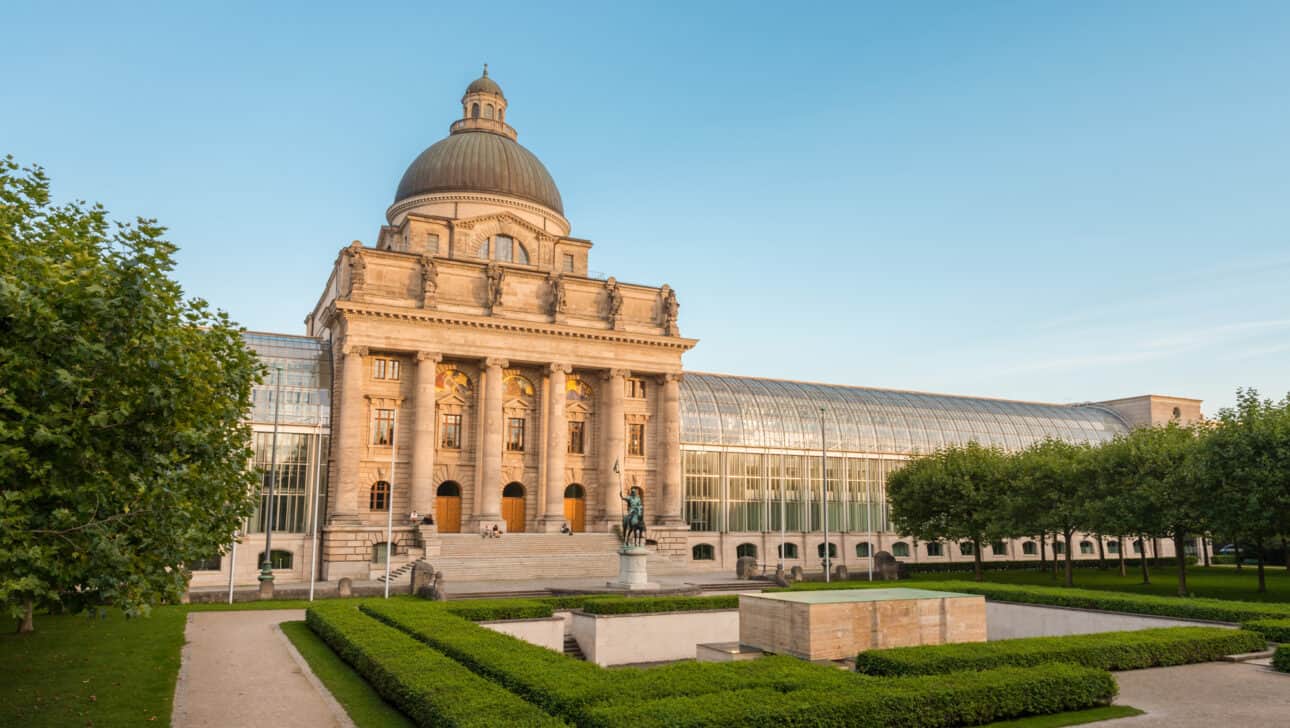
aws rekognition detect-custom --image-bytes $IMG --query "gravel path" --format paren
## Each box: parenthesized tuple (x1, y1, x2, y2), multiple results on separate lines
(172, 609, 351, 728)
(1105, 661, 1290, 727)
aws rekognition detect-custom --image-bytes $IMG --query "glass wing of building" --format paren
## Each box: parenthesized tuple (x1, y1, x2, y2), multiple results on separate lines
(678, 373, 1130, 533)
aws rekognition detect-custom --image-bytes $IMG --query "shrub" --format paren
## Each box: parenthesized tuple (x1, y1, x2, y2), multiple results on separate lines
(1273, 644, 1290, 674)
(445, 599, 553, 621)
(579, 595, 738, 615)
(305, 603, 564, 727)
(580, 663, 1116, 728)
(854, 627, 1267, 676)
(1241, 618, 1290, 643)
(903, 556, 1190, 576)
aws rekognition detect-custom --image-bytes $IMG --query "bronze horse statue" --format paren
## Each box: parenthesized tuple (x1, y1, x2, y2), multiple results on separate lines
(620, 486, 646, 548)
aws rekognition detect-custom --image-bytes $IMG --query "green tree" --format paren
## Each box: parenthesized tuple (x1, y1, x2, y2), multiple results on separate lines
(0, 157, 261, 632)
(1201, 389, 1290, 594)
(1011, 439, 1097, 588)
(888, 442, 1009, 581)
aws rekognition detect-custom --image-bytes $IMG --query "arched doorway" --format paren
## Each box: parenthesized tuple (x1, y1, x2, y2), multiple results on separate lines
(436, 481, 461, 533)
(502, 482, 526, 532)
(563, 483, 586, 532)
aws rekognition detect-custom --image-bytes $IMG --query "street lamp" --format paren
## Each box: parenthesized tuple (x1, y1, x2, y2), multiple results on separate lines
(259, 366, 283, 584)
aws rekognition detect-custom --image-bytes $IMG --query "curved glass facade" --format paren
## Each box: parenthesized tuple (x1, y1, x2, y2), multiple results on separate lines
(679, 373, 1128, 454)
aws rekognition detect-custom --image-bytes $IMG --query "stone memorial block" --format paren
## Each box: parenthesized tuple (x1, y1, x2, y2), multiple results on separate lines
(735, 556, 758, 579)
(789, 565, 805, 582)
(337, 577, 353, 598)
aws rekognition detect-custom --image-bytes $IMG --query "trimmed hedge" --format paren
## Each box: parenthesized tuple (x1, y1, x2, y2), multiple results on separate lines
(305, 603, 564, 727)
(1273, 645, 1290, 673)
(580, 664, 1116, 728)
(905, 556, 1190, 576)
(779, 580, 1290, 622)
(580, 595, 738, 615)
(853, 627, 1267, 676)
(1241, 618, 1290, 643)
(445, 599, 554, 621)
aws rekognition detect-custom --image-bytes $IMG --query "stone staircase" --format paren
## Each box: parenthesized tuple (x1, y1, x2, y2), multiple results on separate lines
(426, 533, 711, 582)
(376, 560, 418, 584)
(562, 634, 585, 660)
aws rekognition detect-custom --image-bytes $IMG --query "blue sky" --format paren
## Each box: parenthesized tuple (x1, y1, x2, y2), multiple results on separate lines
(4, 1, 1288, 414)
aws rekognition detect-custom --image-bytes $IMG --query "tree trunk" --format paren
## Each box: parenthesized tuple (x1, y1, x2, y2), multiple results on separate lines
(1257, 540, 1267, 593)
(1174, 530, 1188, 597)
(1039, 534, 1047, 570)
(1064, 532, 1075, 587)
(1282, 537, 1288, 569)
(17, 598, 34, 634)
(1118, 537, 1127, 577)
(1151, 537, 1160, 565)
(1139, 537, 1151, 584)
(1097, 536, 1106, 570)
(1235, 542, 1243, 570)
(1201, 536, 1210, 567)
(973, 538, 983, 582)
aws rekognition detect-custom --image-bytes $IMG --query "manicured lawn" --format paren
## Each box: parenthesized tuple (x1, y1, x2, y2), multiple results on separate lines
(981, 705, 1144, 727)
(0, 599, 323, 728)
(280, 620, 414, 728)
(913, 565, 1290, 602)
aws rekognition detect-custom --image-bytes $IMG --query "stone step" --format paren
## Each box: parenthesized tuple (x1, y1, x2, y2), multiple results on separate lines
(563, 635, 585, 660)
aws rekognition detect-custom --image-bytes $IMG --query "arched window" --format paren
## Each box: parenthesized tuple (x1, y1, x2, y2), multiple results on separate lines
(926, 542, 943, 557)
(258, 549, 293, 569)
(959, 542, 975, 556)
(778, 543, 799, 559)
(488, 235, 530, 265)
(736, 543, 757, 559)
(1053, 541, 1066, 555)
(371, 542, 391, 564)
(991, 541, 1007, 555)
(503, 482, 525, 498)
(817, 542, 837, 558)
(692, 544, 715, 561)
(484, 103, 494, 119)
(1107, 540, 1120, 554)
(1022, 541, 1037, 555)
(1172, 406, 1182, 420)
(1080, 540, 1095, 555)
(437, 481, 461, 497)
(471, 102, 480, 118)
(891, 542, 910, 558)
(369, 481, 390, 511)
(564, 483, 585, 499)
(856, 542, 871, 558)
(1132, 539, 1143, 555)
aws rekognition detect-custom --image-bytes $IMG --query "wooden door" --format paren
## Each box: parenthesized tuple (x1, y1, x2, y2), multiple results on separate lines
(563, 495, 585, 533)
(436, 495, 461, 533)
(502, 496, 525, 532)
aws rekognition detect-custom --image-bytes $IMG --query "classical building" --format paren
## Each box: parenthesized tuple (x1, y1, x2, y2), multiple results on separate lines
(189, 70, 1203, 588)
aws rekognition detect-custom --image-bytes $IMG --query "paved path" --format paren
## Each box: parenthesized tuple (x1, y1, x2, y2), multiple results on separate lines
(172, 610, 351, 728)
(1105, 661, 1290, 727)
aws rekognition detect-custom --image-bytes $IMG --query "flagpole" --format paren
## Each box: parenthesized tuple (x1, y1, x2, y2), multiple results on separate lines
(384, 408, 398, 598)
(307, 413, 323, 602)
(821, 407, 830, 583)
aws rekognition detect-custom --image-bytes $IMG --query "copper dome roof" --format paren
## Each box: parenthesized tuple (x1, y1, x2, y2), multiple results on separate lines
(393, 130, 563, 214)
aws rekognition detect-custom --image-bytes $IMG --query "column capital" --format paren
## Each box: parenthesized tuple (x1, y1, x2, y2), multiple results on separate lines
(484, 357, 509, 369)
(657, 372, 683, 384)
(600, 368, 630, 381)
(343, 342, 369, 357)
(548, 362, 572, 375)
(416, 351, 442, 363)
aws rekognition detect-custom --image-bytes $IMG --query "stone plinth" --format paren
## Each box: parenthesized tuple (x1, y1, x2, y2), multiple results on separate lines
(606, 545, 658, 591)
(739, 588, 987, 661)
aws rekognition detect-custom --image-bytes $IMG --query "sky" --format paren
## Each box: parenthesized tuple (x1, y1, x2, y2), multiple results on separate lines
(4, 1, 1288, 414)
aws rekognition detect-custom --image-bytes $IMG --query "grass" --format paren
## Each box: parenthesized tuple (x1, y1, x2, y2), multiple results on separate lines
(979, 705, 1144, 727)
(280, 620, 414, 728)
(910, 565, 1290, 603)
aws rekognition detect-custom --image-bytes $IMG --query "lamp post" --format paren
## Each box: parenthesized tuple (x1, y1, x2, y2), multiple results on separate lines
(307, 407, 324, 601)
(384, 408, 399, 598)
(259, 366, 283, 585)
(820, 407, 830, 583)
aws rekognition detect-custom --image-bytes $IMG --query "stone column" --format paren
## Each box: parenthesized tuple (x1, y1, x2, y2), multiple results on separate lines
(540, 363, 570, 530)
(474, 357, 507, 526)
(657, 373, 685, 525)
(329, 342, 367, 523)
(410, 352, 441, 518)
(599, 369, 628, 526)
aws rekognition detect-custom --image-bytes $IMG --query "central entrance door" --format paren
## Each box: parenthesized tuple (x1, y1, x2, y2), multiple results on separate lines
(563, 483, 586, 532)
(436, 481, 461, 533)
(502, 482, 526, 533)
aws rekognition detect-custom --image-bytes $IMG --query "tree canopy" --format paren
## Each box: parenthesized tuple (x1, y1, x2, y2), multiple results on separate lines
(0, 157, 262, 632)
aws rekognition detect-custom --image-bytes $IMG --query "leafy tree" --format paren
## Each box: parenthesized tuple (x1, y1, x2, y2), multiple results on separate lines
(888, 442, 1009, 581)
(0, 157, 261, 632)
(1201, 389, 1290, 594)
(1010, 439, 1097, 587)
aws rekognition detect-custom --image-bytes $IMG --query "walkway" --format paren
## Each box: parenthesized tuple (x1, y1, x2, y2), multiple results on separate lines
(172, 610, 351, 728)
(1106, 661, 1290, 727)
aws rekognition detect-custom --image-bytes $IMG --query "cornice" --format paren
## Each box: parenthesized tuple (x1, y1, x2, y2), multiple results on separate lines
(386, 191, 570, 231)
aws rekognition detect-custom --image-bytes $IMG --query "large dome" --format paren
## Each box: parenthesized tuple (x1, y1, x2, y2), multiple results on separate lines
(394, 131, 563, 214)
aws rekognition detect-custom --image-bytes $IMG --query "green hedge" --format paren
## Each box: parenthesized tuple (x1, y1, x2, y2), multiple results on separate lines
(305, 603, 564, 727)
(1240, 618, 1290, 643)
(580, 664, 1116, 728)
(1273, 645, 1290, 674)
(904, 556, 1189, 576)
(580, 595, 738, 615)
(854, 627, 1266, 676)
(779, 580, 1290, 622)
(445, 599, 554, 621)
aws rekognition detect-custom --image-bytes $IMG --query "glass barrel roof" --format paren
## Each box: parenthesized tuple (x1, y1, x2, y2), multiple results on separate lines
(243, 332, 332, 428)
(679, 373, 1129, 454)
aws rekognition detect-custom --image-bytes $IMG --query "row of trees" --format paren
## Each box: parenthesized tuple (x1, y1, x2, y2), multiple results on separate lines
(887, 389, 1290, 595)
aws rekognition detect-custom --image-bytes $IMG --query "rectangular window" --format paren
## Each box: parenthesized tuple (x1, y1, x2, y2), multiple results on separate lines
(372, 358, 400, 380)
(562, 253, 575, 272)
(506, 417, 525, 451)
(926, 542, 944, 557)
(372, 408, 395, 446)
(426, 233, 440, 254)
(627, 422, 645, 456)
(567, 421, 585, 454)
(626, 378, 647, 399)
(440, 413, 462, 449)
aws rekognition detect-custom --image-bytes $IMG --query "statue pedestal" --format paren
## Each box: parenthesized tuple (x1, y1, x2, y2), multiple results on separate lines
(607, 545, 659, 591)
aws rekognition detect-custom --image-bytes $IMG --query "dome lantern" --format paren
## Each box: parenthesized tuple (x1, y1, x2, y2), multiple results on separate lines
(455, 64, 516, 140)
